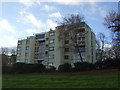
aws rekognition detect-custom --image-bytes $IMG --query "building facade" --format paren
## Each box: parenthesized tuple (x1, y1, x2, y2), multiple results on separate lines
(16, 23, 96, 68)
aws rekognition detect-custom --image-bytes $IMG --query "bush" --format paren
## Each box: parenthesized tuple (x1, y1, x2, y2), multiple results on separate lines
(103, 58, 120, 69)
(58, 63, 72, 72)
(87, 63, 95, 70)
(94, 61, 103, 70)
(32, 63, 46, 73)
(74, 62, 95, 71)
(11, 62, 26, 74)
(113, 58, 120, 68)
(3, 63, 46, 74)
(103, 58, 114, 69)
(45, 66, 56, 72)
(2, 66, 12, 74)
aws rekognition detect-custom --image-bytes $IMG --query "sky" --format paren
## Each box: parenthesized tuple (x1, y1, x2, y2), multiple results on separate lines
(0, 0, 119, 48)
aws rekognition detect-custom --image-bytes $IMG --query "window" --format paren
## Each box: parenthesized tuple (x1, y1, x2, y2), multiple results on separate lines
(76, 55, 80, 59)
(64, 55, 69, 59)
(17, 47, 21, 51)
(49, 47, 54, 51)
(65, 40, 69, 44)
(25, 59, 28, 63)
(26, 46, 29, 50)
(79, 47, 85, 52)
(38, 53, 44, 59)
(77, 41, 85, 45)
(64, 48, 69, 52)
(25, 52, 29, 56)
(49, 32, 55, 36)
(36, 34, 45, 39)
(35, 54, 38, 59)
(26, 40, 30, 44)
(78, 37, 85, 41)
(49, 62, 53, 66)
(77, 32, 85, 36)
(17, 53, 21, 57)
(39, 41, 45, 45)
(35, 47, 39, 52)
(16, 59, 20, 62)
(48, 55, 54, 59)
(18, 41, 22, 45)
(49, 39, 55, 44)
(66, 33, 70, 37)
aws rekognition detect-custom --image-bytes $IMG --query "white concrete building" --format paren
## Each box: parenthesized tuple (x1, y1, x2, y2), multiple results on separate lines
(16, 23, 96, 68)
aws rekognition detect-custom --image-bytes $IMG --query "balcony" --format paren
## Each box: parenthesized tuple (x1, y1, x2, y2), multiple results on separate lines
(45, 41, 49, 46)
(77, 41, 85, 46)
(34, 58, 44, 61)
(45, 51, 48, 55)
(45, 48, 49, 54)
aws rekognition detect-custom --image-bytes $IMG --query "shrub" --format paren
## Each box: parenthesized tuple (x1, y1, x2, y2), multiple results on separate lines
(94, 61, 103, 70)
(11, 62, 26, 74)
(2, 66, 12, 74)
(103, 58, 120, 69)
(87, 63, 95, 70)
(32, 63, 46, 73)
(58, 63, 72, 72)
(74, 62, 94, 71)
(114, 58, 120, 68)
(103, 58, 114, 69)
(8, 63, 46, 74)
(45, 66, 56, 72)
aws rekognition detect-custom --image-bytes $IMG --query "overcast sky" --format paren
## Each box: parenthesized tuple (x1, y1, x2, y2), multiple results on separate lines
(0, 0, 119, 48)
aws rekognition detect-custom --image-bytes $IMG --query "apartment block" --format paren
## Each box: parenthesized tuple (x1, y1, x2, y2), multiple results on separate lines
(16, 23, 96, 68)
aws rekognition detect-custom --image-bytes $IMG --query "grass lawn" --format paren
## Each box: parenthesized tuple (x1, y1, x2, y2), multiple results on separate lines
(2, 72, 119, 88)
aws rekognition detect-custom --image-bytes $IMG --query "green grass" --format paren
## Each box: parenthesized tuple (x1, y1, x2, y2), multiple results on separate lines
(2, 72, 119, 88)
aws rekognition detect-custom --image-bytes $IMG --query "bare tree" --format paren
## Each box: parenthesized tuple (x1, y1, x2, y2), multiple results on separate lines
(0, 47, 9, 55)
(11, 48, 16, 55)
(104, 10, 120, 58)
(97, 33, 106, 61)
(58, 14, 85, 63)
(96, 39, 100, 50)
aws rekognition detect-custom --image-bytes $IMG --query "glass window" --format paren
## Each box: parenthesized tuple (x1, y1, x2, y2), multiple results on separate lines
(64, 55, 69, 59)
(25, 52, 29, 56)
(16, 59, 20, 62)
(26, 40, 30, 44)
(77, 32, 85, 36)
(25, 59, 28, 63)
(64, 48, 69, 52)
(17, 53, 21, 57)
(49, 32, 55, 36)
(75, 55, 80, 59)
(36, 34, 45, 39)
(35, 47, 39, 52)
(49, 39, 55, 44)
(26, 46, 29, 50)
(18, 41, 22, 45)
(48, 55, 54, 59)
(78, 37, 85, 41)
(38, 53, 44, 59)
(35, 54, 38, 59)
(77, 41, 85, 45)
(49, 47, 54, 51)
(49, 62, 53, 66)
(79, 47, 85, 52)
(17, 47, 21, 51)
(65, 40, 69, 44)
(39, 41, 45, 45)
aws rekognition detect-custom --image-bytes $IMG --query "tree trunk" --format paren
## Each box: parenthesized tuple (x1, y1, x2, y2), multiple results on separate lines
(76, 44, 83, 63)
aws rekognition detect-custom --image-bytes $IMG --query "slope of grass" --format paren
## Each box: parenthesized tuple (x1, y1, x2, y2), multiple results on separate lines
(2, 72, 119, 88)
